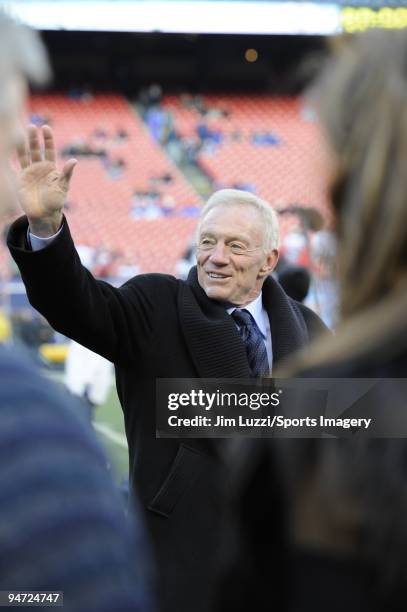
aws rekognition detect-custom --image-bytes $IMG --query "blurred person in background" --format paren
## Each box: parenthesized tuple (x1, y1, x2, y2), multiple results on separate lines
(0, 9, 154, 611)
(276, 256, 311, 304)
(65, 339, 114, 418)
(305, 229, 338, 328)
(216, 29, 407, 612)
(278, 265, 311, 303)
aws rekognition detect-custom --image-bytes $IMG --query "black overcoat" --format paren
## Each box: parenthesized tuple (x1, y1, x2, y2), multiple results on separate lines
(8, 216, 327, 612)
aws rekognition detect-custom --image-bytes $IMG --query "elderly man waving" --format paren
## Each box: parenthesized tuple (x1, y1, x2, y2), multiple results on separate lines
(8, 127, 327, 612)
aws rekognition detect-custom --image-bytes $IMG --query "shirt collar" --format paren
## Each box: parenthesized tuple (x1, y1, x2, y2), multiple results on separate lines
(227, 292, 267, 339)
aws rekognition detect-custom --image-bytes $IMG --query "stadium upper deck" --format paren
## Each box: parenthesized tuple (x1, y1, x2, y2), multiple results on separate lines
(1, 92, 330, 279)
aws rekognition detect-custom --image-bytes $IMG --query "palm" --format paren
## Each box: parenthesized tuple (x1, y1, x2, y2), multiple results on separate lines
(19, 160, 67, 219)
(17, 124, 76, 222)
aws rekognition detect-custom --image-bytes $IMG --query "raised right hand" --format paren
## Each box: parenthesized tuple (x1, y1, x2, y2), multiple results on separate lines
(17, 124, 77, 236)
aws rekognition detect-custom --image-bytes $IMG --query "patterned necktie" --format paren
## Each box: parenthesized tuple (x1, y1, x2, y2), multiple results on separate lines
(231, 309, 270, 377)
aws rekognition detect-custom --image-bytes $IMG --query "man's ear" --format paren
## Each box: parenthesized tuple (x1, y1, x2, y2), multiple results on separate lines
(258, 249, 279, 277)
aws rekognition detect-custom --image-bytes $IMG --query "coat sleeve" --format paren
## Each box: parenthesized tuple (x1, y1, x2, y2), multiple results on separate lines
(7, 215, 163, 366)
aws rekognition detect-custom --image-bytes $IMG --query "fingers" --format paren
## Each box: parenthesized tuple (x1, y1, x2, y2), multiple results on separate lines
(42, 125, 57, 162)
(28, 125, 42, 163)
(60, 158, 77, 190)
(16, 124, 58, 170)
(16, 134, 30, 169)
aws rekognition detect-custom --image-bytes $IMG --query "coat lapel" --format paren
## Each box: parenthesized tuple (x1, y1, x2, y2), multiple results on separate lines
(262, 275, 308, 366)
(178, 268, 251, 378)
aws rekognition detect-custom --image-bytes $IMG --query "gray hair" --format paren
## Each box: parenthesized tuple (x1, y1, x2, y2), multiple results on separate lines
(0, 9, 50, 87)
(198, 189, 280, 253)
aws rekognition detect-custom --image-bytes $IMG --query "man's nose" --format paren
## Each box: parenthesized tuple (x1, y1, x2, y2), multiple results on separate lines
(209, 243, 229, 264)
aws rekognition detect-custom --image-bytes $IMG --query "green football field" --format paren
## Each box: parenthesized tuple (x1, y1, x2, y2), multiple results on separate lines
(93, 386, 129, 483)
(45, 369, 129, 483)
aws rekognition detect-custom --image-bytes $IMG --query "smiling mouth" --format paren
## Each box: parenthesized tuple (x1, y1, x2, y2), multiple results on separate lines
(206, 271, 231, 280)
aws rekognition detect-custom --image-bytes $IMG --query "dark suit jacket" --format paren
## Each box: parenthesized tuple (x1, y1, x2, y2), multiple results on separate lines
(8, 215, 328, 612)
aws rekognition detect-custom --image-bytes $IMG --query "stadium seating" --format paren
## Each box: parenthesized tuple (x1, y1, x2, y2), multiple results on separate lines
(0, 93, 332, 280)
(0, 94, 201, 277)
(162, 94, 333, 238)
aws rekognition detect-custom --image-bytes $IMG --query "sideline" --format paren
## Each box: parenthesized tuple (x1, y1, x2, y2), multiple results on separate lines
(94, 421, 128, 449)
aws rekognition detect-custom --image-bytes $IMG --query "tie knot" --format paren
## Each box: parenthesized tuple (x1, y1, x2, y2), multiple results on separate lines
(231, 309, 254, 328)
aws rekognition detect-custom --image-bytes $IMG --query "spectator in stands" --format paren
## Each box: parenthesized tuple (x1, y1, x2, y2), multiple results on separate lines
(161, 193, 176, 216)
(196, 121, 212, 142)
(96, 246, 120, 278)
(280, 227, 310, 267)
(115, 127, 129, 142)
(0, 9, 154, 612)
(230, 129, 243, 142)
(180, 202, 201, 217)
(61, 138, 107, 158)
(149, 83, 163, 104)
(130, 190, 163, 219)
(182, 135, 202, 163)
(232, 181, 256, 194)
(251, 130, 281, 146)
(206, 106, 230, 120)
(130, 190, 148, 218)
(8, 136, 328, 612)
(145, 106, 167, 142)
(181, 93, 206, 114)
(161, 171, 173, 183)
(93, 125, 107, 140)
(150, 171, 174, 186)
(217, 30, 407, 612)
(106, 157, 126, 179)
(30, 111, 51, 127)
(67, 86, 93, 101)
(196, 121, 224, 151)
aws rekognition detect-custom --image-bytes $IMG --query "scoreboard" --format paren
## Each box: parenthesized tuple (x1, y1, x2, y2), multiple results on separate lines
(341, 6, 407, 32)
(3, 0, 407, 35)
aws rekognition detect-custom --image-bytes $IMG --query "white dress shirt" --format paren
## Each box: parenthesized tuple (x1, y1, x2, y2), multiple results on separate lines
(28, 226, 63, 251)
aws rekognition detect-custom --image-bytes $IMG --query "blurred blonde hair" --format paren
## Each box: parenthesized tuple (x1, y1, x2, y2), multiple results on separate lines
(284, 29, 407, 370)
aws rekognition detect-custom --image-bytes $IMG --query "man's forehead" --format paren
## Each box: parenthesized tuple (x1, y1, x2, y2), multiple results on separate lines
(199, 204, 263, 236)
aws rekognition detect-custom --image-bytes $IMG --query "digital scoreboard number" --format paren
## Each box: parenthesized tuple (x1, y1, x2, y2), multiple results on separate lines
(341, 6, 407, 33)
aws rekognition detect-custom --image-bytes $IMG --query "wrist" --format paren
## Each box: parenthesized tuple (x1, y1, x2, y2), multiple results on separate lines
(28, 213, 63, 238)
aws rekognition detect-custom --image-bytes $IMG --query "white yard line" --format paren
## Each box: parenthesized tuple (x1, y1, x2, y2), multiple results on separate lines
(94, 422, 128, 449)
